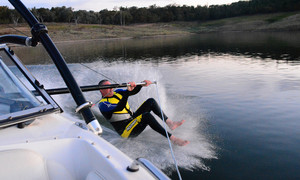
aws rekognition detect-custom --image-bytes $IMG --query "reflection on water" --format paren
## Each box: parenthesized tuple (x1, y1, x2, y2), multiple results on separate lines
(11, 32, 300, 180)
(13, 32, 300, 65)
(161, 55, 300, 180)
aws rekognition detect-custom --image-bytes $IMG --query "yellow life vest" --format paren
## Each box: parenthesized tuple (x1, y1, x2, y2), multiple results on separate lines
(100, 92, 132, 122)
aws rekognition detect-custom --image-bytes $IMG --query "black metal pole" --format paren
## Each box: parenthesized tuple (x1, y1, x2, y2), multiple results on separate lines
(9, 0, 97, 126)
(34, 82, 148, 95)
(45, 83, 128, 95)
(0, 35, 29, 46)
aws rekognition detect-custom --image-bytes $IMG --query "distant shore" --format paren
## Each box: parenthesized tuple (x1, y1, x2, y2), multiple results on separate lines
(1, 11, 299, 43)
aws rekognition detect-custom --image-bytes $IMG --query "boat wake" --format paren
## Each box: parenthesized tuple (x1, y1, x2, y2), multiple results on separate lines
(28, 60, 217, 173)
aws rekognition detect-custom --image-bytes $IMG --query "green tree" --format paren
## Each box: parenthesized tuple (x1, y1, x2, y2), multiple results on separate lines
(100, 9, 115, 24)
(0, 6, 11, 24)
(10, 9, 22, 25)
(51, 6, 73, 22)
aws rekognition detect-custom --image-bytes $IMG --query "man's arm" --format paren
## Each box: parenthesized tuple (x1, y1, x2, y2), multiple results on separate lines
(128, 85, 142, 96)
(126, 80, 152, 96)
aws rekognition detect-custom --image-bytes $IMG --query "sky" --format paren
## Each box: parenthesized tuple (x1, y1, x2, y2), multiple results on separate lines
(3, 0, 241, 11)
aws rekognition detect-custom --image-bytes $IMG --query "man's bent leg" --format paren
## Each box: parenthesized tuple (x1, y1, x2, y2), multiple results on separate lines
(134, 98, 185, 131)
(134, 98, 168, 120)
(121, 115, 144, 138)
(130, 112, 171, 138)
(125, 113, 189, 146)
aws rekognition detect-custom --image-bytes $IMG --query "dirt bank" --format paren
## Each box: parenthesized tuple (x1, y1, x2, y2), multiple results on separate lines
(1, 11, 299, 42)
(192, 11, 300, 33)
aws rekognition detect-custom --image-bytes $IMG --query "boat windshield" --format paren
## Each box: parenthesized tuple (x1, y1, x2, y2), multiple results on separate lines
(0, 45, 59, 127)
(0, 58, 42, 115)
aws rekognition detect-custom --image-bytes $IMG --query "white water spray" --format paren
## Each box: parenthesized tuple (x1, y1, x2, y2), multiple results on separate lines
(28, 60, 217, 173)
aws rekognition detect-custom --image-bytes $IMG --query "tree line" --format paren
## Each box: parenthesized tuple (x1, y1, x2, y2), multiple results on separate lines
(1, 0, 300, 25)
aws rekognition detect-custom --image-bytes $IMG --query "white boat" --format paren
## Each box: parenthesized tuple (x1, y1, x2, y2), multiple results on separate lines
(0, 0, 170, 179)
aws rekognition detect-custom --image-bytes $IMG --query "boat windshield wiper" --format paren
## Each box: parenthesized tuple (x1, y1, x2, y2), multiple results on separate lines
(8, 0, 102, 134)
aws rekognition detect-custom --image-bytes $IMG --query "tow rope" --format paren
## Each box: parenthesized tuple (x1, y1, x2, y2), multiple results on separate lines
(154, 81, 182, 180)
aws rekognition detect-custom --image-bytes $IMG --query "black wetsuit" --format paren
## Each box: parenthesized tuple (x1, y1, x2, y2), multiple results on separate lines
(98, 85, 171, 138)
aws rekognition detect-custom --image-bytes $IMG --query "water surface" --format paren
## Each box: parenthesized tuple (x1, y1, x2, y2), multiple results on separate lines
(13, 32, 300, 179)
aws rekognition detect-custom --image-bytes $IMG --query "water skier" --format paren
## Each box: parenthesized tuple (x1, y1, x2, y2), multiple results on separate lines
(98, 79, 189, 146)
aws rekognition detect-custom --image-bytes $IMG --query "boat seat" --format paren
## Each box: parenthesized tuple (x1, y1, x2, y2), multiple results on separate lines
(0, 149, 74, 180)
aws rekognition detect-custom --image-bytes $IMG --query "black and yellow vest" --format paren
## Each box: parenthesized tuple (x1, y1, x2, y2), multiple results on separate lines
(100, 92, 132, 122)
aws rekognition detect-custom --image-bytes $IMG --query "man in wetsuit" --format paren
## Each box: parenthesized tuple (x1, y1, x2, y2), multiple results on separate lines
(98, 79, 189, 146)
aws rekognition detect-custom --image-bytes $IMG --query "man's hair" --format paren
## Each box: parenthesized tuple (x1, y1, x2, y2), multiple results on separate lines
(98, 79, 108, 86)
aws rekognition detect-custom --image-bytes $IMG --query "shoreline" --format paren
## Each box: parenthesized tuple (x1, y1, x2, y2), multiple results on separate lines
(1, 11, 300, 43)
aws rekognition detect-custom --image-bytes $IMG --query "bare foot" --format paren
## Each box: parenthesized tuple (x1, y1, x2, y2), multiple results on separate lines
(166, 119, 185, 130)
(170, 135, 190, 146)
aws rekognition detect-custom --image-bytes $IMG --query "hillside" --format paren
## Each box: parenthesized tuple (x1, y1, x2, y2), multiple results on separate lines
(190, 11, 300, 32)
(0, 11, 299, 42)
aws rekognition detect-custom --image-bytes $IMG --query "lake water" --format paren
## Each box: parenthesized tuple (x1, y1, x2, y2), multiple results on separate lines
(14, 32, 300, 179)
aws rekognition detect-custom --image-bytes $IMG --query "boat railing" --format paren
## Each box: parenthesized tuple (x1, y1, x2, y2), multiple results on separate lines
(137, 158, 171, 180)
